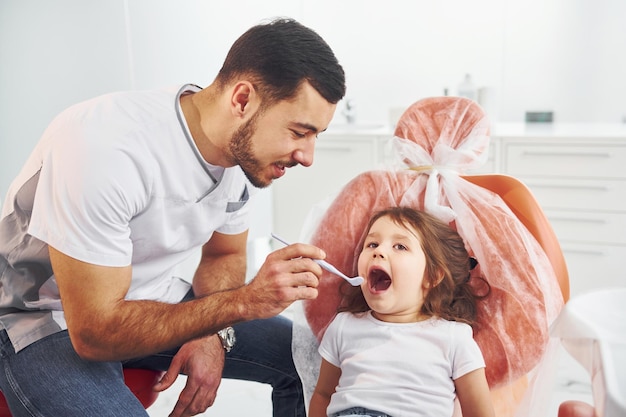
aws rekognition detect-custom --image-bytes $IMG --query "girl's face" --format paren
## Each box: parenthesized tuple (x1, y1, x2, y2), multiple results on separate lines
(357, 215, 429, 323)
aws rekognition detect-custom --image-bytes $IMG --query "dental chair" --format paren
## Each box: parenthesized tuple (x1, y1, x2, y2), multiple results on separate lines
(292, 96, 569, 416)
(0, 368, 163, 415)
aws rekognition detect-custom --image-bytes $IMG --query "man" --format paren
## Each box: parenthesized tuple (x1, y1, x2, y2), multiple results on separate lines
(0, 17, 345, 416)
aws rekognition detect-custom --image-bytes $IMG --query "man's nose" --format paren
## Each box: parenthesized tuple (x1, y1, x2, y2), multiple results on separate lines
(292, 139, 315, 167)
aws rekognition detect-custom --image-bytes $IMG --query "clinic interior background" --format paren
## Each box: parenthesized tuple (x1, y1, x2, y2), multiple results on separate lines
(1, 0, 625, 272)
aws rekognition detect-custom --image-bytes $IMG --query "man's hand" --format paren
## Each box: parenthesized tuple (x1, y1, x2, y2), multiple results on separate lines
(154, 336, 225, 417)
(240, 242, 325, 319)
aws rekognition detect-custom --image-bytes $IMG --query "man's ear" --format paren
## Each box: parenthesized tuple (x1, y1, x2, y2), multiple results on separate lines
(230, 81, 257, 117)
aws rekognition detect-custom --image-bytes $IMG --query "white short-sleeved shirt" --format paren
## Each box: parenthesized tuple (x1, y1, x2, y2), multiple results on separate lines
(0, 84, 254, 352)
(319, 311, 485, 417)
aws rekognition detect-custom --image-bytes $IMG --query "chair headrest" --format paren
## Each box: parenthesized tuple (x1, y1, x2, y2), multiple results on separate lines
(394, 96, 489, 154)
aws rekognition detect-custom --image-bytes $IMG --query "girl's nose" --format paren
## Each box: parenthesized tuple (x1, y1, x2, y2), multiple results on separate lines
(373, 249, 385, 259)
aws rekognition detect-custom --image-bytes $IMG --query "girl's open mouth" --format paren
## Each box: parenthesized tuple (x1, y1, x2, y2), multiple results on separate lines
(368, 268, 392, 292)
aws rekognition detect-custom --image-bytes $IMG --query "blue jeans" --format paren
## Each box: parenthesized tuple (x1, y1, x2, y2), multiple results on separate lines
(0, 316, 303, 417)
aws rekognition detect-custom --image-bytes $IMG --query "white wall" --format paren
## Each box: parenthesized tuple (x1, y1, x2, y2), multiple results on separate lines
(2, 0, 625, 219)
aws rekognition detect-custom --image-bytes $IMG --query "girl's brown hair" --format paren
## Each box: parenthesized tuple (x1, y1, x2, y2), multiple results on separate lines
(338, 206, 490, 325)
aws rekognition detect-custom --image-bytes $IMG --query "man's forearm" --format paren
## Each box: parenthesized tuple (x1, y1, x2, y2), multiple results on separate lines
(75, 286, 250, 361)
(192, 251, 246, 296)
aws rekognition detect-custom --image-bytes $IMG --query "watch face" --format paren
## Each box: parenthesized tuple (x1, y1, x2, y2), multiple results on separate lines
(219, 327, 236, 352)
(225, 328, 235, 346)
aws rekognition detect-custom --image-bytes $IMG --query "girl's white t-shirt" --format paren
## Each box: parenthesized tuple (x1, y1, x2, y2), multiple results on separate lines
(319, 311, 485, 417)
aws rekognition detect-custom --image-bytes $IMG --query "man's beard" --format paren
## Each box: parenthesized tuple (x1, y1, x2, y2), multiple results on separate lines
(229, 112, 268, 188)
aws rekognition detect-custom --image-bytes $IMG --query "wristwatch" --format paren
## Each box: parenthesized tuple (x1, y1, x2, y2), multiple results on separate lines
(217, 326, 236, 353)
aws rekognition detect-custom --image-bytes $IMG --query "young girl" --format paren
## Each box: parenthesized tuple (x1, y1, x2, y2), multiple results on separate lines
(309, 207, 494, 417)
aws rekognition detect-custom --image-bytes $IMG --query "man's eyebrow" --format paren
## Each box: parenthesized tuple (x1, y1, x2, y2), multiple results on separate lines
(293, 122, 325, 133)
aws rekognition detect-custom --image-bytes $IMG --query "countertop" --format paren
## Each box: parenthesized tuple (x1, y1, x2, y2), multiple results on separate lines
(325, 122, 626, 139)
(491, 122, 626, 139)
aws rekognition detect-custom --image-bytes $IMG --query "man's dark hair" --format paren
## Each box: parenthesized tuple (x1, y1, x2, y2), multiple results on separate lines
(215, 17, 346, 105)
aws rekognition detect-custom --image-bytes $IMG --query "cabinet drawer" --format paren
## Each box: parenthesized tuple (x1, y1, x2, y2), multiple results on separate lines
(561, 243, 626, 297)
(272, 137, 376, 243)
(521, 177, 626, 212)
(505, 144, 626, 179)
(546, 210, 626, 245)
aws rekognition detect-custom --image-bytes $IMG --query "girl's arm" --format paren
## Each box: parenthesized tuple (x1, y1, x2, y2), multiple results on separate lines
(309, 358, 341, 417)
(454, 368, 495, 417)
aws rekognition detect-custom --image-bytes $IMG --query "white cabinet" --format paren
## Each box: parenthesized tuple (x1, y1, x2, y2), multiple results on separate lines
(495, 125, 626, 297)
(271, 131, 391, 243)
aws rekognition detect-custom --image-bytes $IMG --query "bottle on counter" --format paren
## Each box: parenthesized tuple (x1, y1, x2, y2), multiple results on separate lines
(457, 73, 477, 101)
